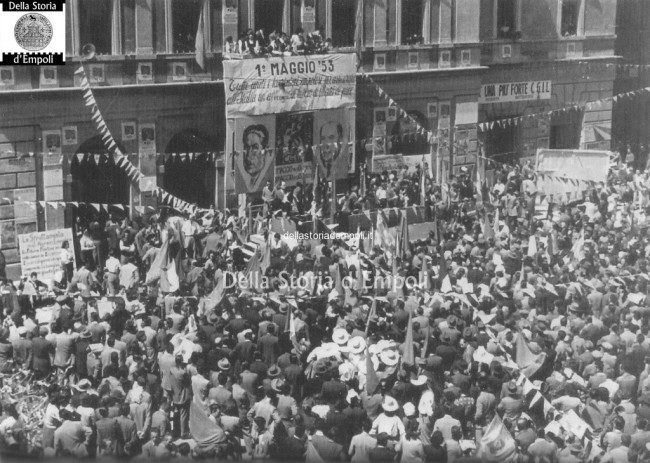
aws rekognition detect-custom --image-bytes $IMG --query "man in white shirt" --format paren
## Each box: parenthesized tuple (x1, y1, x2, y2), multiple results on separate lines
(104, 250, 121, 296)
(433, 410, 462, 440)
(348, 420, 377, 463)
(119, 257, 140, 298)
(375, 184, 387, 207)
(181, 215, 202, 259)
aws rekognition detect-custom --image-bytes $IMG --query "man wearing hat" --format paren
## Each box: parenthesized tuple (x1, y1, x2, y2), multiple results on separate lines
(259, 324, 280, 365)
(321, 367, 347, 402)
(169, 354, 191, 438)
(497, 381, 524, 422)
(12, 326, 32, 370)
(370, 396, 405, 445)
(208, 372, 233, 407)
(527, 428, 559, 462)
(73, 328, 93, 380)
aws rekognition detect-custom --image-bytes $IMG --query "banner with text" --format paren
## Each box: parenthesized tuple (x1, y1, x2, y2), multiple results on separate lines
(479, 80, 552, 104)
(223, 54, 357, 117)
(18, 228, 75, 282)
(535, 149, 610, 203)
(372, 154, 405, 173)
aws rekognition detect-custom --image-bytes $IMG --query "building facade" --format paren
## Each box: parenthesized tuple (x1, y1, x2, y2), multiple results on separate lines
(0, 0, 617, 278)
(613, 0, 650, 163)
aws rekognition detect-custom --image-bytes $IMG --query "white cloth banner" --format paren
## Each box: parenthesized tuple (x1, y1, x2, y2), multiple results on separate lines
(223, 54, 356, 117)
(535, 149, 610, 203)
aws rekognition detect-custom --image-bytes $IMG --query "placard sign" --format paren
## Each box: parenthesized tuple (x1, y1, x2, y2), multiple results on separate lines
(479, 80, 552, 104)
(223, 54, 356, 117)
(18, 228, 75, 282)
(371, 154, 405, 173)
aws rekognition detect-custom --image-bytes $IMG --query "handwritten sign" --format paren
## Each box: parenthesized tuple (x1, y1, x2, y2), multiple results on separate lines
(479, 80, 552, 104)
(18, 228, 74, 282)
(223, 54, 356, 116)
(371, 154, 405, 173)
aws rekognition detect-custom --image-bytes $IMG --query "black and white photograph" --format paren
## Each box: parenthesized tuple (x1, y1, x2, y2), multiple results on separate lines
(0, 2, 648, 463)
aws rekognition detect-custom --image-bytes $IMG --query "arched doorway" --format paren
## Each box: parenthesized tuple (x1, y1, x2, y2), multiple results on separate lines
(70, 136, 130, 268)
(163, 130, 217, 208)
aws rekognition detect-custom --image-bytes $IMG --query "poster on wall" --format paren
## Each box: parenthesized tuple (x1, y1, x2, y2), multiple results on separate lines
(223, 54, 356, 117)
(18, 228, 75, 282)
(427, 103, 438, 119)
(314, 109, 352, 181)
(13, 187, 36, 221)
(62, 126, 77, 146)
(372, 107, 388, 160)
(0, 220, 15, 249)
(374, 108, 387, 131)
(223, 0, 238, 25)
(439, 103, 451, 129)
(454, 130, 469, 159)
(42, 130, 61, 156)
(301, 0, 315, 22)
(122, 122, 137, 141)
(275, 112, 314, 186)
(43, 168, 63, 201)
(233, 115, 276, 194)
(139, 123, 156, 156)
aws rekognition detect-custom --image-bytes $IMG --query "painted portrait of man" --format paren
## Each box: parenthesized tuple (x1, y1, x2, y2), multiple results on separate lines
(242, 124, 273, 191)
(318, 121, 344, 179)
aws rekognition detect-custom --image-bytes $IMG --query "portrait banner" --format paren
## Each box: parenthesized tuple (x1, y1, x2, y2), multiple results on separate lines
(233, 116, 276, 194)
(275, 112, 314, 186)
(314, 109, 352, 181)
(223, 54, 356, 117)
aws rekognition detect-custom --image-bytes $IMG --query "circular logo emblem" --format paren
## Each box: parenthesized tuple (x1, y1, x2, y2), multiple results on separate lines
(14, 13, 53, 51)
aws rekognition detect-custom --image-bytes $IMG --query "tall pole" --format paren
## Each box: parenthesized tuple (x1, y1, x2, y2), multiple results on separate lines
(248, 198, 253, 236)
(330, 179, 337, 220)
(435, 129, 441, 185)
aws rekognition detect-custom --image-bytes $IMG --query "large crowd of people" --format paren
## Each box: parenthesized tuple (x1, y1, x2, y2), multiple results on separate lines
(1, 145, 650, 462)
(224, 27, 332, 58)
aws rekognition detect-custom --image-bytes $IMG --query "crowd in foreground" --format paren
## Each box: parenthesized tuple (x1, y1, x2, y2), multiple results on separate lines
(1, 150, 650, 462)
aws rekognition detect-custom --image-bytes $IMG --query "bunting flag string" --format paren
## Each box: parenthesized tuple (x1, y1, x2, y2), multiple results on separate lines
(5, 199, 214, 215)
(477, 84, 650, 133)
(2, 127, 435, 162)
(359, 71, 435, 141)
(76, 63, 216, 214)
(76, 64, 143, 184)
(577, 60, 650, 73)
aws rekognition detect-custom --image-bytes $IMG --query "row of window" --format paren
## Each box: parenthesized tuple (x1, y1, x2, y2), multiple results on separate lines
(73, 0, 588, 56)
